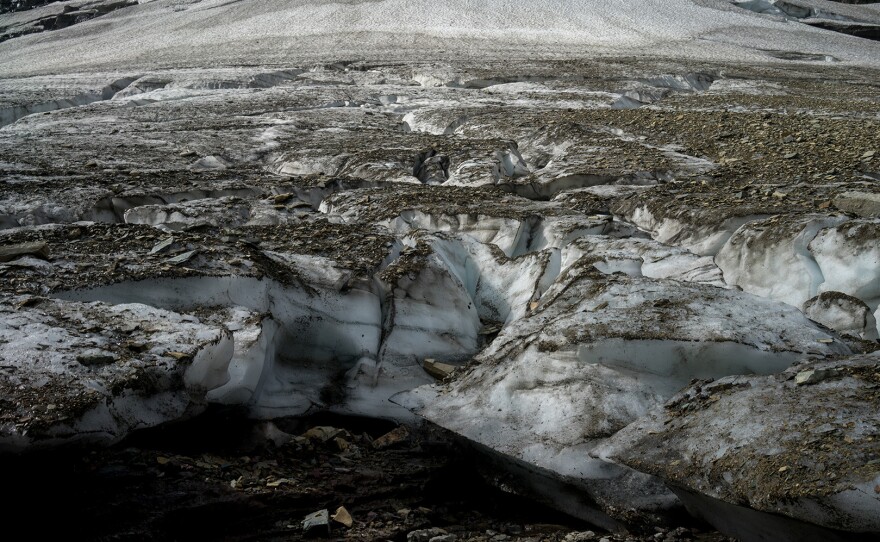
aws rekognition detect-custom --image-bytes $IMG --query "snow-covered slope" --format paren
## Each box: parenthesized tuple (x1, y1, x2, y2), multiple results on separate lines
(2, 0, 880, 76)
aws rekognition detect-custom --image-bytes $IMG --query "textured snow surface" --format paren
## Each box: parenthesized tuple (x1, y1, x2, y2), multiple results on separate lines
(2, 0, 880, 76)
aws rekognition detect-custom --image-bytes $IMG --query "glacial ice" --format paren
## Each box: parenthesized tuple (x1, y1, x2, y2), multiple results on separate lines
(3, 0, 880, 79)
(597, 353, 880, 539)
(715, 213, 850, 307)
(399, 259, 848, 526)
(0, 3, 878, 536)
(0, 298, 238, 451)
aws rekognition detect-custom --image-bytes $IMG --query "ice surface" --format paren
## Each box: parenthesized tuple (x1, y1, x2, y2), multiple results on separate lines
(715, 213, 849, 307)
(399, 259, 848, 525)
(599, 353, 880, 538)
(811, 218, 880, 312)
(2, 0, 880, 78)
(0, 297, 238, 451)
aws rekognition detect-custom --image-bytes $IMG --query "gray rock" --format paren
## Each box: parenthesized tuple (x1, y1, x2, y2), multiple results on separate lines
(0, 241, 49, 262)
(302, 509, 330, 537)
(834, 191, 880, 218)
(408, 528, 448, 542)
(76, 348, 116, 367)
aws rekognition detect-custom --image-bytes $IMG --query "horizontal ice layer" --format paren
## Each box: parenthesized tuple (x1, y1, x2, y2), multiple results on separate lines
(597, 353, 880, 540)
(399, 259, 848, 527)
(560, 235, 725, 287)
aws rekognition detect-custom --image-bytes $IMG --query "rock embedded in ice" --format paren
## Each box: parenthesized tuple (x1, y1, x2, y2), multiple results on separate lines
(803, 291, 879, 341)
(833, 191, 880, 218)
(597, 353, 880, 540)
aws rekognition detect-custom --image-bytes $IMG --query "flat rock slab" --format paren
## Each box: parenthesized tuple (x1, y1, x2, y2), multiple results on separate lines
(0, 241, 48, 262)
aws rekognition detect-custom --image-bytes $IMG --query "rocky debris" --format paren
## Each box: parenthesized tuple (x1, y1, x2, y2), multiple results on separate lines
(597, 353, 880, 541)
(323, 185, 628, 259)
(0, 220, 397, 293)
(0, 414, 731, 541)
(409, 527, 451, 542)
(121, 195, 308, 231)
(0, 55, 878, 541)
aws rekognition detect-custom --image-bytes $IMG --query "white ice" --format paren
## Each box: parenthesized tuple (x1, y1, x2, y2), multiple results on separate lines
(2, 0, 880, 79)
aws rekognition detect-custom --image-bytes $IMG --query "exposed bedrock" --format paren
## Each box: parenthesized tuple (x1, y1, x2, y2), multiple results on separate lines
(597, 353, 880, 541)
